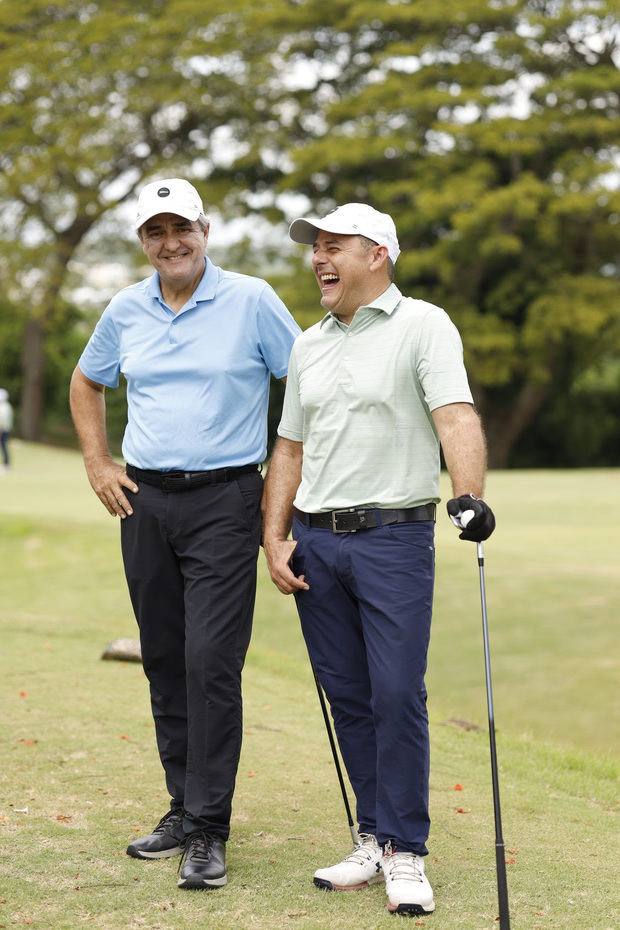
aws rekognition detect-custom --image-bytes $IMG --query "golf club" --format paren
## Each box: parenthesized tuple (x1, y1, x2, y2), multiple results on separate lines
(476, 540, 511, 930)
(310, 663, 359, 846)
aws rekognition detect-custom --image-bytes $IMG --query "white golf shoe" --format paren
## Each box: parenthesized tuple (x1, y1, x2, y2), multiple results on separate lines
(382, 841, 435, 915)
(313, 833, 384, 891)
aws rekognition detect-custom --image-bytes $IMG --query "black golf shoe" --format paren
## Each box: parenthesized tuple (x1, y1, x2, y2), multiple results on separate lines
(177, 831, 227, 889)
(126, 807, 185, 860)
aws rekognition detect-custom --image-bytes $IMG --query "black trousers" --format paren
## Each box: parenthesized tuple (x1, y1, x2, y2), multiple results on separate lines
(120, 468, 262, 839)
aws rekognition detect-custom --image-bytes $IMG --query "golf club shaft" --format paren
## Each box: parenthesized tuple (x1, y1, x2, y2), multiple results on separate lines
(477, 541, 511, 930)
(310, 664, 359, 846)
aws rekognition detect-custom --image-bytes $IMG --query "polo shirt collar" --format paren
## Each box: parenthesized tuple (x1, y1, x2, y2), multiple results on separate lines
(146, 257, 219, 311)
(319, 283, 403, 329)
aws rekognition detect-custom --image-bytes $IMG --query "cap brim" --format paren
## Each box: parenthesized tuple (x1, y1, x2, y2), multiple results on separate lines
(134, 205, 201, 231)
(288, 217, 324, 245)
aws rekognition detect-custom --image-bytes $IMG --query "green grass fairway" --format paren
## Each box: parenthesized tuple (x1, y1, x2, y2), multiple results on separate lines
(0, 442, 617, 929)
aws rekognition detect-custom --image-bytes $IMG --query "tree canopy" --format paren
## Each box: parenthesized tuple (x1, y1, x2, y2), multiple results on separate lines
(0, 0, 290, 436)
(266, 0, 620, 465)
(1, 0, 618, 465)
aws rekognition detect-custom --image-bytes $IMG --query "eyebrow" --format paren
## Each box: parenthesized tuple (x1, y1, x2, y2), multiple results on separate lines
(313, 237, 344, 248)
(145, 218, 195, 232)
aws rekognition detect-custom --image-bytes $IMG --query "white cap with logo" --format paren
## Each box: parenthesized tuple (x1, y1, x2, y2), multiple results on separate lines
(289, 202, 401, 264)
(134, 179, 205, 231)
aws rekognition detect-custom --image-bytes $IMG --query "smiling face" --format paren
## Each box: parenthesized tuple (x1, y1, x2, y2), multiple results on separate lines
(139, 213, 209, 293)
(311, 231, 389, 324)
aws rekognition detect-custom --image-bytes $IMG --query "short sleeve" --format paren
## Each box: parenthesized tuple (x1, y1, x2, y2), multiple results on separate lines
(255, 285, 301, 379)
(78, 305, 122, 388)
(415, 309, 473, 411)
(277, 343, 304, 441)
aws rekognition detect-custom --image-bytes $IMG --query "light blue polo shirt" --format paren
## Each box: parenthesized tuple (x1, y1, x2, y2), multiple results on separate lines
(79, 257, 300, 470)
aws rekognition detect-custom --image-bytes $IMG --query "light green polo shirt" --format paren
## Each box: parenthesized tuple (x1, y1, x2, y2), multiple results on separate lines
(278, 284, 473, 512)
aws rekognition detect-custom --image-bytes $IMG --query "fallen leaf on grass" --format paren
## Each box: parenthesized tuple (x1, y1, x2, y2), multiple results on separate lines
(456, 808, 470, 814)
(452, 783, 463, 790)
(19, 692, 26, 698)
(247, 771, 257, 777)
(442, 717, 483, 732)
(119, 735, 128, 740)
(21, 740, 37, 746)
(505, 858, 516, 863)
(56, 814, 72, 822)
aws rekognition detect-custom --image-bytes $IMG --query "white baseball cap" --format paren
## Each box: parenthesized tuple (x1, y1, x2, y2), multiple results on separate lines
(134, 178, 205, 231)
(289, 202, 400, 263)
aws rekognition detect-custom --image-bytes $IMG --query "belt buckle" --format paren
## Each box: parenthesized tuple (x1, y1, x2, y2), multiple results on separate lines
(332, 509, 353, 533)
(332, 508, 364, 533)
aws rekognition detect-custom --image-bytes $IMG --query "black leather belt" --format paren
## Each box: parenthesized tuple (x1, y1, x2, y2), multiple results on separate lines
(126, 463, 258, 491)
(293, 504, 436, 533)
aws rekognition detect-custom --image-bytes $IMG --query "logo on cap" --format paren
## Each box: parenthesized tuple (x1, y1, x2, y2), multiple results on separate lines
(157, 187, 170, 197)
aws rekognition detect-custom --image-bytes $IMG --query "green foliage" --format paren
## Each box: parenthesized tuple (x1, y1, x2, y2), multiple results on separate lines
(273, 0, 620, 466)
(511, 355, 620, 466)
(0, 299, 88, 441)
(0, 0, 299, 437)
(1, 0, 618, 463)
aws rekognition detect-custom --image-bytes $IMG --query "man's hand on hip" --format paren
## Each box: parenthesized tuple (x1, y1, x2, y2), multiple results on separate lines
(447, 494, 496, 542)
(85, 456, 138, 518)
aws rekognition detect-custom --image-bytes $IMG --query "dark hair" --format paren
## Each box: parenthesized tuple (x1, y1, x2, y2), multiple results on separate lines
(358, 235, 395, 281)
(137, 213, 209, 240)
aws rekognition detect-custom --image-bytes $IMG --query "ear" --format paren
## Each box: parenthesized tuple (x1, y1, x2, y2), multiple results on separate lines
(368, 244, 389, 272)
(202, 222, 210, 248)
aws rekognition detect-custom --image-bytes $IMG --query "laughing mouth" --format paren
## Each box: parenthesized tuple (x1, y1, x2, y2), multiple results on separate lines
(320, 273, 339, 286)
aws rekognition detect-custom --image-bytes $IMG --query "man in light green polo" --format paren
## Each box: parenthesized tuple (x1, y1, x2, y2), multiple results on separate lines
(262, 202, 495, 917)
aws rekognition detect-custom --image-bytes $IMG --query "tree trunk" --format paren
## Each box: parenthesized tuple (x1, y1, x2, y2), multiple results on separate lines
(476, 381, 550, 469)
(20, 316, 46, 441)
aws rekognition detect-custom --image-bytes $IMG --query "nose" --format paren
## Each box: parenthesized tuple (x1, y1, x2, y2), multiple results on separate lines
(312, 247, 326, 269)
(162, 231, 183, 250)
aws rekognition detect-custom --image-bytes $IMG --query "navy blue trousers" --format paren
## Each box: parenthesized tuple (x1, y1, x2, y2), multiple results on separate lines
(292, 517, 435, 854)
(120, 469, 262, 839)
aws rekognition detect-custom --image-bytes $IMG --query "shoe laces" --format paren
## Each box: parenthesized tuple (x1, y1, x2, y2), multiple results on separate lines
(153, 807, 183, 835)
(383, 841, 425, 882)
(343, 833, 379, 866)
(178, 830, 215, 872)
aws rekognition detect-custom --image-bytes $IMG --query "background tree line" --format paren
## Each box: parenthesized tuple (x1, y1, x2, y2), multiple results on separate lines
(1, 0, 618, 467)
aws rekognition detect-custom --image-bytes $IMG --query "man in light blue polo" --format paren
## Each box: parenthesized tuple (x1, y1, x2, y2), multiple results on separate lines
(262, 203, 495, 917)
(70, 178, 300, 891)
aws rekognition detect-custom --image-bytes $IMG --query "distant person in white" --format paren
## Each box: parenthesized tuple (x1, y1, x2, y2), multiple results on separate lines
(0, 389, 14, 471)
